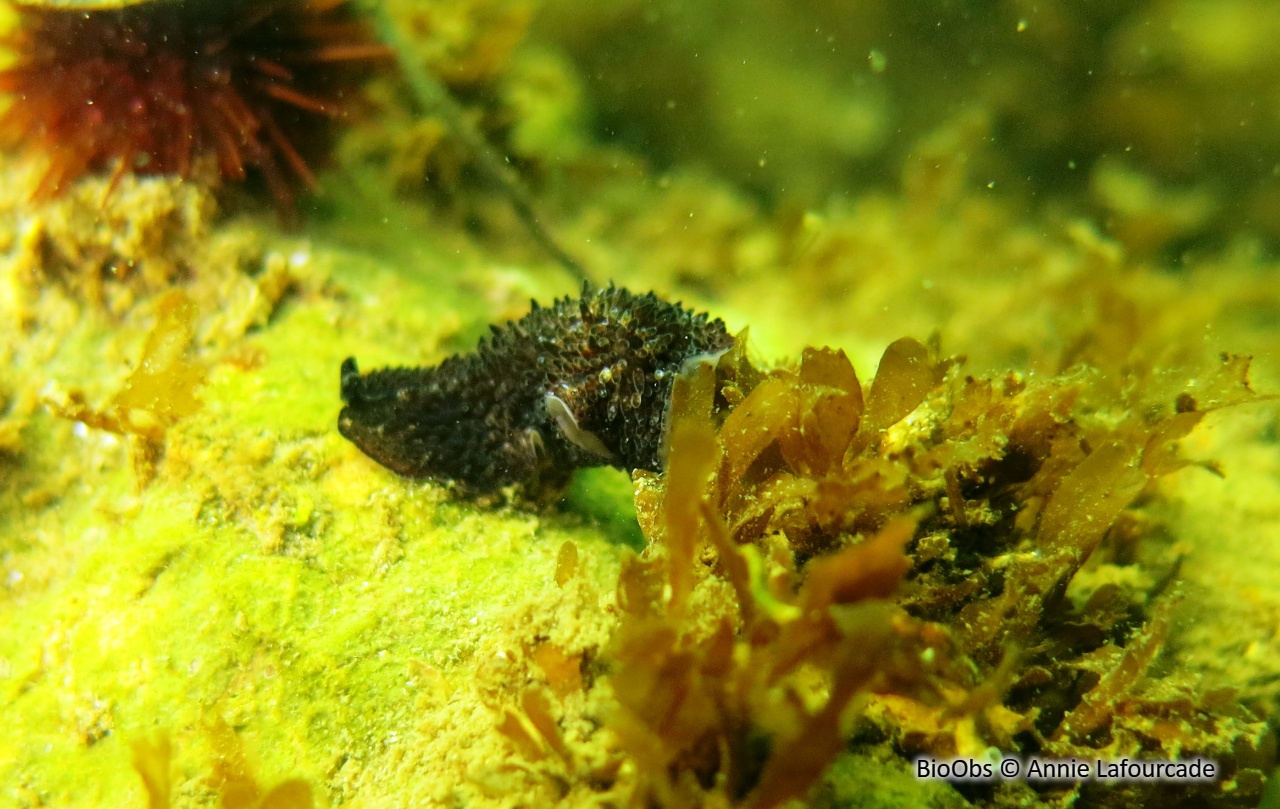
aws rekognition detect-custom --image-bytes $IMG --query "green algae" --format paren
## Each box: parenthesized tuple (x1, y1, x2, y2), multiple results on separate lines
(817, 751, 969, 809)
(0, 198, 625, 806)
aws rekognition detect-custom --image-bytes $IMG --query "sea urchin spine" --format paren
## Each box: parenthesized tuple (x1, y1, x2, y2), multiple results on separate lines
(0, 0, 387, 209)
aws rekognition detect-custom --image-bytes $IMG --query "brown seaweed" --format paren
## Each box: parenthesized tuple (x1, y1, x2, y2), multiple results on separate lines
(593, 331, 1270, 807)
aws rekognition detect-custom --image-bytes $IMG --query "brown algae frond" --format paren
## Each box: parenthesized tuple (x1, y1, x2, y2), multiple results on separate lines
(583, 335, 1270, 807)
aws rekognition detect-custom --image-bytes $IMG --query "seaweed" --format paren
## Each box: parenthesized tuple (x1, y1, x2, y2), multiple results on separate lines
(131, 724, 315, 809)
(43, 289, 204, 485)
(132, 734, 172, 809)
(371, 0, 587, 281)
(591, 332, 1271, 807)
(603, 339, 967, 808)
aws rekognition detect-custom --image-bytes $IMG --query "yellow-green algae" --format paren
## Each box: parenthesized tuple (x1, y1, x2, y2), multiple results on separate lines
(2, 1, 1280, 808)
(0, 209, 625, 807)
(0, 168, 622, 808)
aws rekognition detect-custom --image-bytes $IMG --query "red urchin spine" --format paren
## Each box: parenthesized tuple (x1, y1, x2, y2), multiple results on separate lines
(0, 0, 388, 211)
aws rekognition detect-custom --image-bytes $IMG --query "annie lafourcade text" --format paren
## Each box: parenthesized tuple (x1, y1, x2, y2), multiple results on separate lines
(915, 756, 1218, 782)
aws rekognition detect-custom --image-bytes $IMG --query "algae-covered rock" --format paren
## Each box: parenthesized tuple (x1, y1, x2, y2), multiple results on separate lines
(2, 2, 1280, 808)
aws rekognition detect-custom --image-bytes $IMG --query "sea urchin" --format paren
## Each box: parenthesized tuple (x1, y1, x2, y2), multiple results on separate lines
(0, 0, 387, 209)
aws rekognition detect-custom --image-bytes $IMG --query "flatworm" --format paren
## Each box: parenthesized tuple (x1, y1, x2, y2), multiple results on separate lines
(338, 283, 734, 495)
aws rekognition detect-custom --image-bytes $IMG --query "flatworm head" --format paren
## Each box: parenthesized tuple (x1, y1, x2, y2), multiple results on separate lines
(338, 284, 734, 495)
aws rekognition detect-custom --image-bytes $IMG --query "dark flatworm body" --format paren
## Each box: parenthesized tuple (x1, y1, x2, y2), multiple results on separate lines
(338, 284, 734, 494)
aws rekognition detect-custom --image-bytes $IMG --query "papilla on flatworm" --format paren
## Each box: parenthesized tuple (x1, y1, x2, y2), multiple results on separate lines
(0, 0, 387, 210)
(338, 284, 735, 495)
